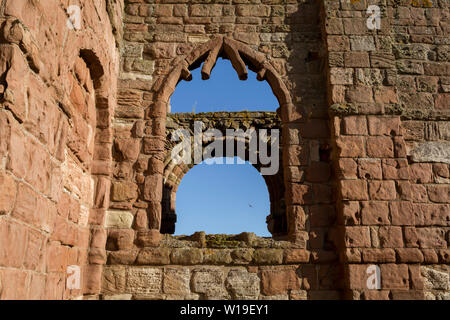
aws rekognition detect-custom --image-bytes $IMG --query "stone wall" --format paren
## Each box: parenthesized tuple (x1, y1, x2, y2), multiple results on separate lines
(113, 0, 331, 238)
(323, 0, 449, 299)
(103, 232, 341, 300)
(0, 0, 122, 299)
(104, 0, 341, 300)
(0, 0, 448, 300)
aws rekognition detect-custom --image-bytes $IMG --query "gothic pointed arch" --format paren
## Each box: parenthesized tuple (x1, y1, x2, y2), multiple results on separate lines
(151, 36, 293, 118)
(144, 36, 294, 243)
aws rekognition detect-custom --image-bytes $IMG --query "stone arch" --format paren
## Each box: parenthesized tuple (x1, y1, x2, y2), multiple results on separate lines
(144, 37, 295, 243)
(69, 48, 114, 295)
(160, 112, 286, 238)
(79, 49, 105, 89)
(74, 47, 113, 220)
(151, 36, 293, 116)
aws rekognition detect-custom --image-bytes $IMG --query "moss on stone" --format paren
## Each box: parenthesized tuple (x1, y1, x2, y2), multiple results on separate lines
(205, 234, 242, 248)
(329, 103, 358, 115)
(385, 103, 407, 116)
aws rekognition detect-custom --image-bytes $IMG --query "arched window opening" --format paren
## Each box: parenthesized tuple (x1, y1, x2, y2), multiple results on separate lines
(174, 157, 271, 237)
(170, 58, 279, 113)
(160, 38, 289, 239)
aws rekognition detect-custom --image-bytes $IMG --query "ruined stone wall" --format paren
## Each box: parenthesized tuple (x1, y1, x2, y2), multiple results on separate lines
(113, 0, 331, 240)
(323, 0, 449, 299)
(0, 0, 448, 301)
(103, 233, 326, 300)
(103, 0, 449, 300)
(104, 0, 341, 300)
(0, 0, 123, 299)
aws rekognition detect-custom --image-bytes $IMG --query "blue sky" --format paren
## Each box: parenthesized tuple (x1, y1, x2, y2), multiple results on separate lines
(170, 58, 278, 236)
(175, 158, 271, 237)
(170, 57, 278, 113)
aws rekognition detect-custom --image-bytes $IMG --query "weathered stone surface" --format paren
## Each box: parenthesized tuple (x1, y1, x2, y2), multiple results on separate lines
(126, 267, 163, 295)
(203, 249, 232, 265)
(0, 269, 29, 300)
(360, 290, 390, 300)
(421, 267, 449, 290)
(253, 249, 283, 265)
(108, 250, 139, 265)
(396, 248, 424, 263)
(191, 268, 228, 299)
(107, 229, 135, 250)
(143, 174, 163, 202)
(347, 264, 370, 290)
(345, 227, 371, 248)
(0, 219, 27, 268)
(225, 269, 260, 299)
(0, 45, 29, 121)
(379, 227, 403, 248)
(0, 0, 448, 302)
(380, 264, 409, 289)
(111, 182, 138, 202)
(102, 267, 126, 294)
(94, 177, 111, 209)
(368, 181, 396, 201)
(231, 249, 254, 265)
(163, 267, 191, 295)
(106, 210, 134, 228)
(114, 138, 140, 161)
(0, 171, 16, 214)
(260, 293, 289, 300)
(410, 142, 450, 164)
(137, 230, 162, 248)
(102, 294, 132, 300)
(260, 268, 300, 296)
(290, 290, 308, 300)
(284, 249, 310, 264)
(405, 228, 447, 249)
(340, 180, 368, 201)
(362, 249, 396, 263)
(136, 248, 171, 265)
(134, 209, 148, 230)
(361, 201, 389, 225)
(171, 248, 203, 265)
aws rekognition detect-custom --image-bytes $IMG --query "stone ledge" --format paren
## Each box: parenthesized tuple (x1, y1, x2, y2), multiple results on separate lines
(329, 103, 450, 121)
(160, 232, 296, 249)
(168, 111, 279, 119)
(166, 111, 281, 131)
(106, 246, 313, 266)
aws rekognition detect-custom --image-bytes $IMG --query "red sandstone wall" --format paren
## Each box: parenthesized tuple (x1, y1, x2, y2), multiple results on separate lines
(323, 0, 449, 299)
(102, 0, 341, 300)
(0, 0, 448, 301)
(0, 0, 122, 299)
(113, 0, 332, 255)
(101, 0, 449, 301)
